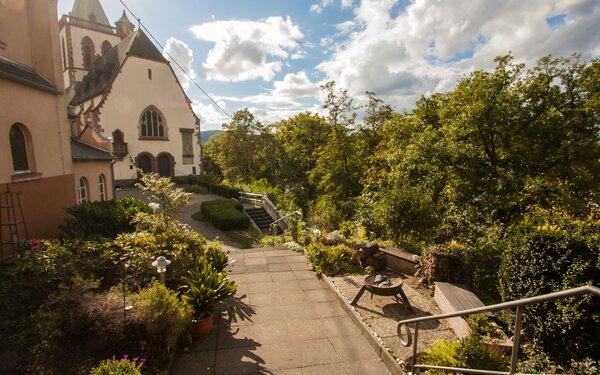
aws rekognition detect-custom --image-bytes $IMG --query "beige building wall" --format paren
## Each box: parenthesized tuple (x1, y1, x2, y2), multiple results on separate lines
(0, 0, 77, 247)
(98, 56, 201, 181)
(73, 161, 113, 202)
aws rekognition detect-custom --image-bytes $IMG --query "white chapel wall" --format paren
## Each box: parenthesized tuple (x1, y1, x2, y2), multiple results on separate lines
(99, 57, 200, 181)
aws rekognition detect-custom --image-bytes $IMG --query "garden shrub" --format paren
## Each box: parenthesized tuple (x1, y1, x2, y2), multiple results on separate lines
(499, 209, 600, 363)
(23, 279, 135, 374)
(180, 184, 208, 194)
(115, 230, 207, 289)
(64, 198, 152, 239)
(199, 199, 249, 230)
(90, 356, 144, 375)
(421, 338, 461, 371)
(422, 336, 509, 373)
(456, 336, 509, 371)
(305, 242, 360, 276)
(129, 282, 192, 365)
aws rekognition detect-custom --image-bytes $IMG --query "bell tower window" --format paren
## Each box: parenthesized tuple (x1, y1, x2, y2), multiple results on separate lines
(81, 37, 95, 70)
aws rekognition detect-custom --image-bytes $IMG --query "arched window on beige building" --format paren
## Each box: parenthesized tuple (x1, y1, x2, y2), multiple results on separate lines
(139, 106, 167, 139)
(78, 177, 89, 204)
(98, 174, 107, 201)
(9, 123, 32, 172)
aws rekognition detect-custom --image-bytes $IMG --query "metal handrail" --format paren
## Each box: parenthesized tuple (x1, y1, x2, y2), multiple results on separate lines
(270, 211, 302, 228)
(239, 192, 263, 206)
(397, 285, 600, 375)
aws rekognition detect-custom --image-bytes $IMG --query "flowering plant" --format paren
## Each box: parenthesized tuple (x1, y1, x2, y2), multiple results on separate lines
(90, 355, 145, 375)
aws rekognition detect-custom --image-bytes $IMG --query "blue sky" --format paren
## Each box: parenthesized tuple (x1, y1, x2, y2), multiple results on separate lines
(58, 0, 600, 130)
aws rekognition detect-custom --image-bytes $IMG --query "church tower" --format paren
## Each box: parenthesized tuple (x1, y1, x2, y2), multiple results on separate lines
(58, 0, 135, 96)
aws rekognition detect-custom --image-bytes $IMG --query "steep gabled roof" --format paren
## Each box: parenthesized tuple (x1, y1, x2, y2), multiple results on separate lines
(0, 55, 60, 94)
(71, 138, 115, 161)
(70, 0, 111, 27)
(70, 30, 167, 105)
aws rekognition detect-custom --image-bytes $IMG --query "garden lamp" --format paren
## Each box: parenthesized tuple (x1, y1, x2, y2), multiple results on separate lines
(152, 255, 171, 284)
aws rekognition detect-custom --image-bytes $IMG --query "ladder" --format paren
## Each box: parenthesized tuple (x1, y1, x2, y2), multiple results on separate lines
(0, 186, 29, 262)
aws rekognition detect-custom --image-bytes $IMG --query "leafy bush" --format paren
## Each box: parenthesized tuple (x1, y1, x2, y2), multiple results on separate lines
(90, 356, 143, 375)
(499, 209, 600, 363)
(305, 243, 360, 276)
(422, 336, 509, 373)
(198, 199, 249, 230)
(190, 179, 239, 199)
(180, 257, 237, 320)
(64, 198, 152, 239)
(129, 282, 192, 365)
(115, 229, 207, 289)
(456, 336, 509, 371)
(206, 242, 230, 272)
(180, 184, 208, 194)
(421, 338, 461, 371)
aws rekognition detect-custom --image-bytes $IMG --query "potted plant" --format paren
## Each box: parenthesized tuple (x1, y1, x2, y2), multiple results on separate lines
(180, 256, 237, 338)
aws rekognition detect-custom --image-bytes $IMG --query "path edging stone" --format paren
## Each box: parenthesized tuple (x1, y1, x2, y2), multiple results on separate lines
(320, 273, 406, 375)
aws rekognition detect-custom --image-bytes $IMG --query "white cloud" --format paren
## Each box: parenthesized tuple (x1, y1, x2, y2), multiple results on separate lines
(316, 0, 600, 110)
(311, 0, 350, 13)
(163, 38, 195, 91)
(192, 100, 230, 130)
(189, 17, 304, 82)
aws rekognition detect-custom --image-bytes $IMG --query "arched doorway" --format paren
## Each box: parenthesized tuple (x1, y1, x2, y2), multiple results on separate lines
(158, 154, 171, 177)
(138, 154, 152, 174)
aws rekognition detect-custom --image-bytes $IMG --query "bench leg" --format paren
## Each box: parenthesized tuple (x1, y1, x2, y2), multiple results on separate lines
(397, 288, 414, 313)
(351, 285, 367, 306)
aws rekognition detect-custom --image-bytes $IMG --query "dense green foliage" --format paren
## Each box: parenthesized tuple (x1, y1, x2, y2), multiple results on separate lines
(0, 174, 218, 374)
(499, 209, 600, 362)
(180, 257, 237, 320)
(198, 199, 249, 230)
(90, 356, 143, 375)
(64, 197, 152, 239)
(129, 282, 192, 363)
(203, 54, 599, 367)
(305, 242, 361, 276)
(422, 336, 509, 373)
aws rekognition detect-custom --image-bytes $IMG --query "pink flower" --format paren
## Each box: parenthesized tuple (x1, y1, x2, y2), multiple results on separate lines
(30, 239, 41, 250)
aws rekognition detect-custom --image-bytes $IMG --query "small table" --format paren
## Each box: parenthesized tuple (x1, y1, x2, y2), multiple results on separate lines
(351, 274, 414, 312)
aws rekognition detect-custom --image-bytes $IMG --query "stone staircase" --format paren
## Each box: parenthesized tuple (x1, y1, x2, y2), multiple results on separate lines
(245, 207, 274, 232)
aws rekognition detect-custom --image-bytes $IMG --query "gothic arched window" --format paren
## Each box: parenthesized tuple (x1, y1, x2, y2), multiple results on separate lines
(101, 40, 112, 55)
(139, 106, 167, 139)
(81, 37, 95, 69)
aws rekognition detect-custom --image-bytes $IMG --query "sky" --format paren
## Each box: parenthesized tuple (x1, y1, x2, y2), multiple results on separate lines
(57, 0, 600, 130)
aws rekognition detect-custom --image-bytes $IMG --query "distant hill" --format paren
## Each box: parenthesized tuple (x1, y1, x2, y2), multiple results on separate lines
(201, 129, 222, 144)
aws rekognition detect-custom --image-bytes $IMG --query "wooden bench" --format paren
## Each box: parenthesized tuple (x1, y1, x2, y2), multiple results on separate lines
(434, 282, 488, 338)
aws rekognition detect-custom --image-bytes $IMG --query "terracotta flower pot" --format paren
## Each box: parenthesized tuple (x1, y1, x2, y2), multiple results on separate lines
(191, 314, 213, 339)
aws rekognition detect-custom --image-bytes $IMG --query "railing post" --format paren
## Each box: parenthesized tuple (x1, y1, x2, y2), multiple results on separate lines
(509, 306, 523, 375)
(411, 322, 419, 374)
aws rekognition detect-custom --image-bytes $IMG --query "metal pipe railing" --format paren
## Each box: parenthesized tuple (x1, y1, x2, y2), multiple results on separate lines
(397, 285, 600, 375)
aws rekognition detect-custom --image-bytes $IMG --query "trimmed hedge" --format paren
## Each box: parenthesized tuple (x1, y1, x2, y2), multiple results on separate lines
(185, 176, 239, 199)
(199, 199, 249, 230)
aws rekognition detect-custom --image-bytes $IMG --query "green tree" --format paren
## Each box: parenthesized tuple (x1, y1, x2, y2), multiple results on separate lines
(214, 109, 264, 184)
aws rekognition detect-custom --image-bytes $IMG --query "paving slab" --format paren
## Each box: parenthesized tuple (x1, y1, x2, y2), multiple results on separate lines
(171, 246, 392, 375)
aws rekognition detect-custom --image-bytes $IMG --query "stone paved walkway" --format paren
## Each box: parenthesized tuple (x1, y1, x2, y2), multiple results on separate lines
(170, 246, 392, 375)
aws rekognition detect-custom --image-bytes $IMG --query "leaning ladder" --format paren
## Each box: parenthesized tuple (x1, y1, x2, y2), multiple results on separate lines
(0, 186, 29, 262)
